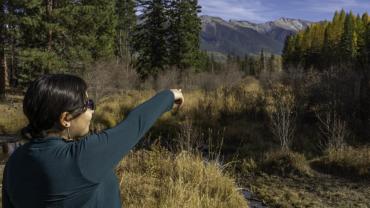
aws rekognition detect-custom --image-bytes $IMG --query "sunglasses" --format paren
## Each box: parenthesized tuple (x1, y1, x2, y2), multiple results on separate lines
(68, 99, 95, 120)
(84, 99, 95, 111)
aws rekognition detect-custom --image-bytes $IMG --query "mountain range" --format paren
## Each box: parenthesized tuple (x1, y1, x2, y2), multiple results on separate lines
(200, 15, 313, 57)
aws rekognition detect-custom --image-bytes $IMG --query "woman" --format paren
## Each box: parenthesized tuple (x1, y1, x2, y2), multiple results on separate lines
(2, 74, 184, 208)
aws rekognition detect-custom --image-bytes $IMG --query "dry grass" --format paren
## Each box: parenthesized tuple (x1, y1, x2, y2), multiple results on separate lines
(311, 146, 370, 180)
(0, 102, 27, 134)
(2, 72, 370, 207)
(245, 173, 370, 208)
(260, 150, 312, 177)
(116, 145, 249, 208)
(91, 89, 156, 130)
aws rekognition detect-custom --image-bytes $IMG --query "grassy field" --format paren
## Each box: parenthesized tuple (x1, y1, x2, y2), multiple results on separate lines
(1, 76, 370, 207)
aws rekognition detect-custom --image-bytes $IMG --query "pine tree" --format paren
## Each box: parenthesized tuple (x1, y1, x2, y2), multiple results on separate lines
(331, 9, 346, 63)
(366, 21, 370, 67)
(293, 33, 303, 67)
(240, 54, 249, 74)
(268, 54, 275, 72)
(4, 0, 117, 86)
(133, 0, 169, 81)
(356, 13, 369, 68)
(259, 49, 266, 74)
(282, 35, 294, 69)
(310, 23, 326, 69)
(6, 0, 62, 85)
(340, 12, 357, 66)
(167, 0, 201, 71)
(322, 23, 334, 68)
(115, 0, 136, 65)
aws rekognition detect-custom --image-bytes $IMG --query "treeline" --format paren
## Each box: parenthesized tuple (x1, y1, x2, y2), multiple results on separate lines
(282, 10, 370, 143)
(0, 0, 203, 97)
(225, 50, 282, 76)
(283, 9, 370, 70)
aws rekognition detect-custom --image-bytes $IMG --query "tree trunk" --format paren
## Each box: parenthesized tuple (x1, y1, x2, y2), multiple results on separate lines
(47, 0, 53, 51)
(1, 0, 9, 99)
(0, 53, 9, 100)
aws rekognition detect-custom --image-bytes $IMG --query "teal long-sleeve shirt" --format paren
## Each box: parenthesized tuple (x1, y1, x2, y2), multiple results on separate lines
(2, 89, 175, 208)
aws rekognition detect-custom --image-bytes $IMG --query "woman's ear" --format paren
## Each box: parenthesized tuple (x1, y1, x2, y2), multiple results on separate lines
(59, 112, 71, 128)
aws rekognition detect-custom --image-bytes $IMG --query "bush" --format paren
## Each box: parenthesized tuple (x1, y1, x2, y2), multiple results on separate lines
(260, 150, 312, 177)
(311, 146, 370, 180)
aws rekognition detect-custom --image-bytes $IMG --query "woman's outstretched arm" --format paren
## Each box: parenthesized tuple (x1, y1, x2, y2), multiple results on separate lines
(75, 89, 175, 183)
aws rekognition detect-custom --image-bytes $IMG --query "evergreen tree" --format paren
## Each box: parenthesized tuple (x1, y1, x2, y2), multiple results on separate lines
(283, 10, 369, 71)
(4, 0, 117, 86)
(357, 13, 369, 68)
(6, 0, 62, 85)
(268, 54, 275, 72)
(115, 0, 136, 65)
(331, 9, 346, 63)
(133, 0, 169, 81)
(282, 35, 294, 69)
(366, 22, 370, 67)
(249, 56, 256, 76)
(293, 33, 303, 67)
(167, 0, 201, 71)
(240, 54, 249, 74)
(322, 23, 334, 68)
(310, 23, 326, 69)
(259, 49, 265, 74)
(340, 12, 357, 66)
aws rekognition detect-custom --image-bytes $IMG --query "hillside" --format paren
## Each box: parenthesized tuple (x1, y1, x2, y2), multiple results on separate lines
(200, 15, 312, 56)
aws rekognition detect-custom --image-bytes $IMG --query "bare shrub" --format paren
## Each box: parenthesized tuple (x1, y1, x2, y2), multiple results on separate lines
(315, 108, 347, 151)
(265, 83, 296, 151)
(174, 118, 202, 153)
(128, 65, 245, 92)
(83, 60, 139, 102)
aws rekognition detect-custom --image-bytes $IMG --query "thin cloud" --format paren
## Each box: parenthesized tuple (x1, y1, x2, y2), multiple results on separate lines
(199, 0, 370, 22)
(199, 0, 276, 22)
(302, 0, 370, 13)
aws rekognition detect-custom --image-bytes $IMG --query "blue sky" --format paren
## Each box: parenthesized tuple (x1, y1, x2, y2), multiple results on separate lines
(198, 0, 370, 23)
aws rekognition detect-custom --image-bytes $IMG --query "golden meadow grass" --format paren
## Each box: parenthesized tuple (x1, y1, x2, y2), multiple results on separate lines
(116, 145, 249, 208)
(1, 76, 370, 207)
(0, 102, 27, 134)
(311, 146, 370, 179)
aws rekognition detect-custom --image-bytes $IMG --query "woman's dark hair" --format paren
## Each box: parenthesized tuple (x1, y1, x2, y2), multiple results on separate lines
(21, 74, 88, 140)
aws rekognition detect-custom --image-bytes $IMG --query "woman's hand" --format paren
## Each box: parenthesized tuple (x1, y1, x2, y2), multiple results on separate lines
(170, 89, 184, 112)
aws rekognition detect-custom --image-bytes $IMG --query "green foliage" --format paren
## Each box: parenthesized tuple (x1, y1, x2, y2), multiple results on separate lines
(282, 10, 370, 70)
(2, 0, 117, 86)
(167, 0, 202, 70)
(115, 0, 136, 63)
(133, 0, 203, 80)
(340, 11, 357, 65)
(1, 0, 205, 88)
(133, 0, 169, 80)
